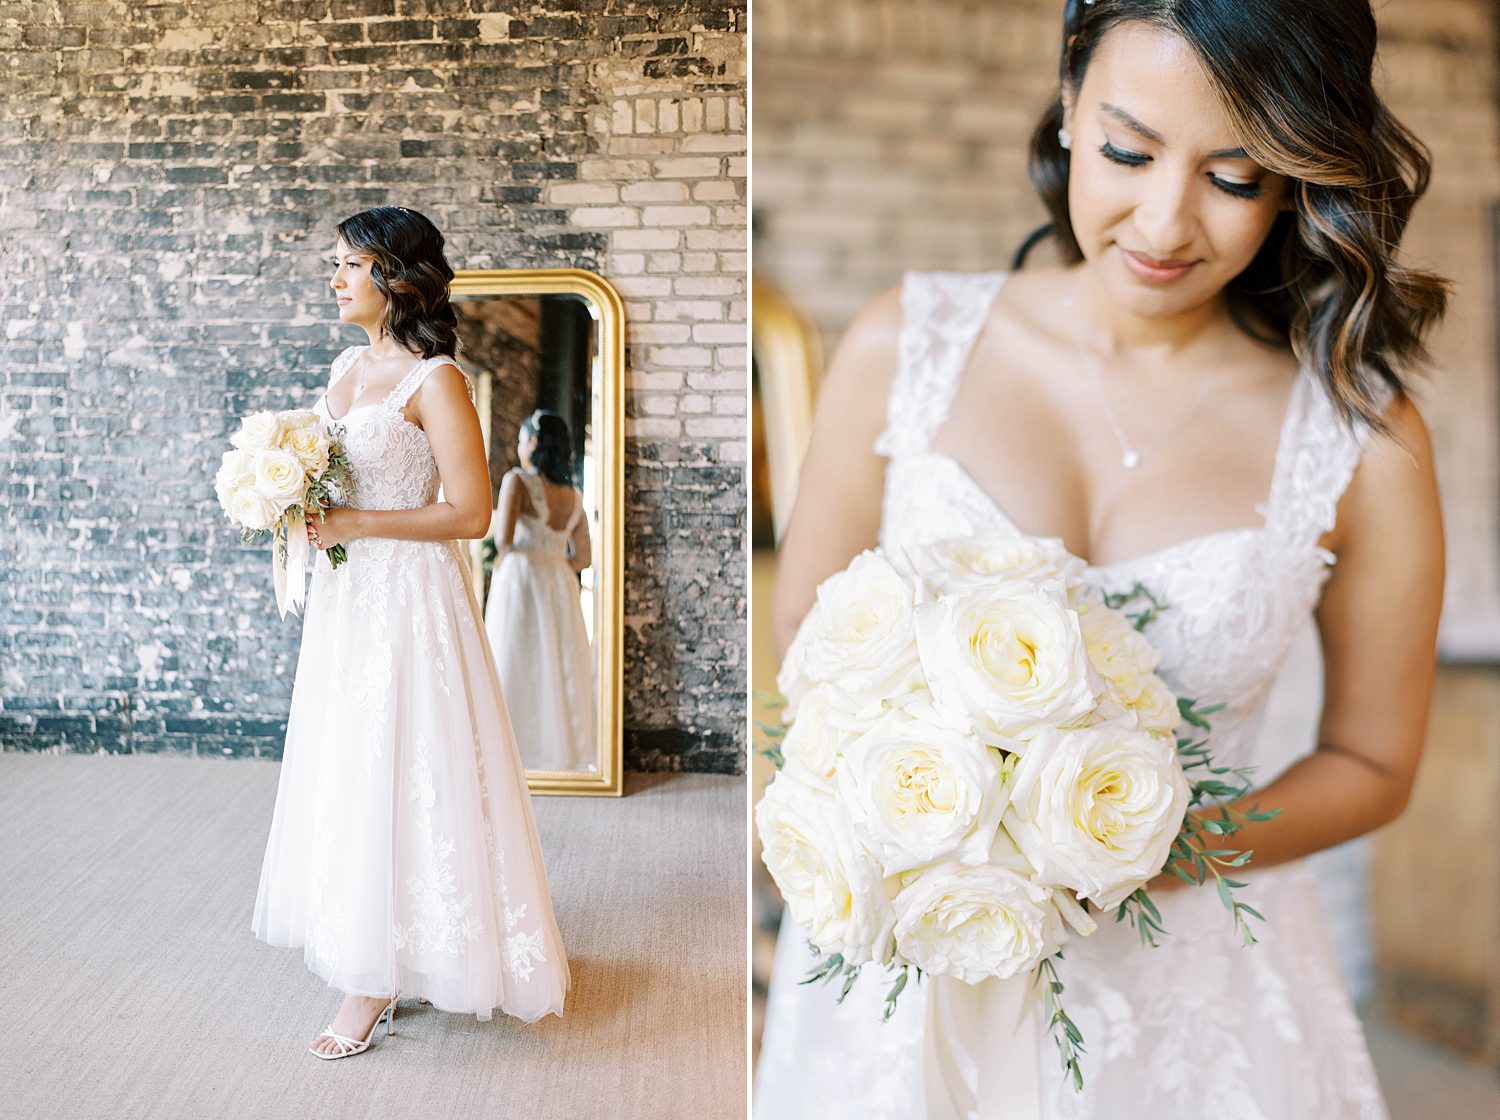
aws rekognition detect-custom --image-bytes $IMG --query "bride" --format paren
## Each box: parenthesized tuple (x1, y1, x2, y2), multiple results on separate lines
(251, 205, 569, 1059)
(755, 0, 1446, 1116)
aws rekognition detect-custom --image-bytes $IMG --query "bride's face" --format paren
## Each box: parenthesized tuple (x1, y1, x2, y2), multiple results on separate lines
(329, 238, 387, 330)
(1063, 21, 1292, 319)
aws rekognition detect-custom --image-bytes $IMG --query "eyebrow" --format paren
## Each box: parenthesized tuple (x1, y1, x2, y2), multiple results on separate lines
(1098, 102, 1249, 159)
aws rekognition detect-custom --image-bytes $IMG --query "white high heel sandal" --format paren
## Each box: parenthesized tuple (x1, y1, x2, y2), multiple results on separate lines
(308, 993, 401, 1060)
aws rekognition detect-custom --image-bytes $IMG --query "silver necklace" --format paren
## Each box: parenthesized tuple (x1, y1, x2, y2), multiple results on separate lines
(1061, 295, 1226, 470)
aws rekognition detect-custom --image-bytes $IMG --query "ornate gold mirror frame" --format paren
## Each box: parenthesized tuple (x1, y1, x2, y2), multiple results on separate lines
(450, 268, 625, 796)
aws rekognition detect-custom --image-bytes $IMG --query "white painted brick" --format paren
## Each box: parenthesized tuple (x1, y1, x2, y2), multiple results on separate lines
(637, 393, 677, 416)
(684, 416, 743, 438)
(571, 206, 639, 228)
(680, 393, 711, 414)
(692, 180, 740, 201)
(622, 180, 691, 203)
(654, 299, 725, 321)
(642, 205, 713, 227)
(548, 182, 620, 204)
(654, 156, 722, 178)
(682, 251, 718, 271)
(681, 133, 746, 154)
(727, 156, 745, 178)
(727, 97, 745, 132)
(623, 301, 654, 321)
(628, 324, 692, 345)
(685, 228, 746, 251)
(673, 275, 741, 296)
(635, 97, 656, 133)
(686, 370, 744, 391)
(712, 392, 747, 415)
(720, 251, 747, 273)
(579, 158, 650, 179)
(713, 204, 747, 227)
(659, 98, 680, 133)
(608, 252, 646, 274)
(705, 97, 727, 131)
(715, 344, 747, 368)
(647, 252, 683, 272)
(649, 345, 715, 367)
(611, 276, 673, 298)
(629, 369, 686, 391)
(718, 439, 747, 463)
(611, 229, 681, 250)
(692, 323, 746, 344)
(611, 99, 632, 134)
(681, 98, 703, 132)
(626, 417, 680, 439)
(609, 135, 675, 156)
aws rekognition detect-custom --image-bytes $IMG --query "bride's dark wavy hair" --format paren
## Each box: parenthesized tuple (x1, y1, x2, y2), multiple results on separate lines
(1016, 0, 1450, 434)
(335, 205, 459, 360)
(522, 409, 575, 486)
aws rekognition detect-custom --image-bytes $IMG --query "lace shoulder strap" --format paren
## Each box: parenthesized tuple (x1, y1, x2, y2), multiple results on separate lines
(326, 345, 363, 393)
(1265, 369, 1394, 551)
(872, 269, 1009, 458)
(389, 353, 472, 411)
(516, 469, 546, 515)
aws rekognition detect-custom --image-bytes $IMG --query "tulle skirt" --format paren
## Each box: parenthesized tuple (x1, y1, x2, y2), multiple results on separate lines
(483, 548, 597, 772)
(251, 535, 570, 1023)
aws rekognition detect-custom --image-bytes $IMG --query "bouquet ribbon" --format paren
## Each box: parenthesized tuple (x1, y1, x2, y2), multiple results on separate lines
(923, 972, 1044, 1120)
(272, 507, 311, 620)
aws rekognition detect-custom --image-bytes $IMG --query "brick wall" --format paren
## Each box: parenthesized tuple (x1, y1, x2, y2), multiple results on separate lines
(0, 0, 747, 774)
(751, 0, 1500, 641)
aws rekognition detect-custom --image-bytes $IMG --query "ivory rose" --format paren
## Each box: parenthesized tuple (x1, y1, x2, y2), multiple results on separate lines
(756, 764, 895, 964)
(914, 581, 1098, 742)
(230, 410, 283, 452)
(252, 448, 307, 505)
(1003, 724, 1190, 911)
(834, 708, 1006, 873)
(891, 850, 1063, 983)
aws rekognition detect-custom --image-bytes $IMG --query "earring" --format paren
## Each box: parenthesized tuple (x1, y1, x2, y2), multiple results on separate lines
(1057, 127, 1073, 150)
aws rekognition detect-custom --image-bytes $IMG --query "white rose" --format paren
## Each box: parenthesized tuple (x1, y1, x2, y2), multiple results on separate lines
(794, 550, 925, 709)
(214, 448, 257, 508)
(835, 708, 1006, 873)
(910, 533, 1085, 598)
(282, 424, 331, 475)
(227, 484, 283, 532)
(1078, 601, 1179, 735)
(780, 684, 865, 779)
(278, 409, 320, 436)
(252, 448, 306, 506)
(756, 765, 895, 964)
(891, 850, 1062, 983)
(914, 581, 1099, 742)
(230, 410, 283, 452)
(1003, 724, 1190, 911)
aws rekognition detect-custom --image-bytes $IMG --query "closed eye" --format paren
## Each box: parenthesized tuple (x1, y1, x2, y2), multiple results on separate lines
(1096, 141, 1265, 201)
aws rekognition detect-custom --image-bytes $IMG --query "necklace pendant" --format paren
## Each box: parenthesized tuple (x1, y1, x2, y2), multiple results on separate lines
(1121, 450, 1141, 469)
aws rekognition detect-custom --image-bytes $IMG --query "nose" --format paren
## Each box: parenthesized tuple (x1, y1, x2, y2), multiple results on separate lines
(1132, 169, 1198, 259)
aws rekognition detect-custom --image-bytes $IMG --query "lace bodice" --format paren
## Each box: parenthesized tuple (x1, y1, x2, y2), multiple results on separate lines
(314, 345, 474, 512)
(755, 268, 1394, 1120)
(512, 472, 582, 562)
(874, 269, 1387, 773)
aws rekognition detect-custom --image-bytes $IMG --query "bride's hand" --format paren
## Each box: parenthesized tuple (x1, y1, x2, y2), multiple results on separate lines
(304, 499, 361, 551)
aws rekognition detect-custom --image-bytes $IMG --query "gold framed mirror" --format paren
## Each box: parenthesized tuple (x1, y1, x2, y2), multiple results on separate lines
(450, 268, 625, 796)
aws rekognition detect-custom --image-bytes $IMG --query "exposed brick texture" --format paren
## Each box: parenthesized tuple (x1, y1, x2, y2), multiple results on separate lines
(752, 0, 1500, 642)
(0, 1, 747, 773)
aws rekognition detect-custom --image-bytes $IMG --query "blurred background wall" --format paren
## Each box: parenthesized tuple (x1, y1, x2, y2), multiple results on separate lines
(0, 0, 747, 773)
(750, 0, 1500, 1103)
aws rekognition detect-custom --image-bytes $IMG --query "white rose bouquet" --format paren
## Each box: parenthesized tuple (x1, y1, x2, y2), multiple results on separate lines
(756, 533, 1278, 1092)
(214, 409, 357, 618)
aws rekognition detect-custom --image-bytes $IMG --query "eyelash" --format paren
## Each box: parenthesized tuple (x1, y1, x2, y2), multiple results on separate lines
(1097, 141, 1265, 201)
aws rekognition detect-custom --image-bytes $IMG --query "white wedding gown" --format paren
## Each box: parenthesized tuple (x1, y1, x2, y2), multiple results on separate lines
(484, 471, 597, 772)
(754, 270, 1390, 1118)
(251, 345, 570, 1023)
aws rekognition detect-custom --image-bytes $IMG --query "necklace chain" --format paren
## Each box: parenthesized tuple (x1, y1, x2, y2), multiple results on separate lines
(1062, 294, 1226, 470)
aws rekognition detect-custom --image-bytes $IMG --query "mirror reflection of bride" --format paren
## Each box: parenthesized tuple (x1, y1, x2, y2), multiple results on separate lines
(485, 410, 598, 773)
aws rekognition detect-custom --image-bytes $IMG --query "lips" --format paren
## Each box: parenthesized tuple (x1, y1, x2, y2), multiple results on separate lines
(1119, 247, 1198, 283)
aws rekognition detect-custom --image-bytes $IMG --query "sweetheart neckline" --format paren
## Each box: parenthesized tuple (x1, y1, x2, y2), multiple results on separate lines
(316, 395, 429, 440)
(912, 448, 1275, 573)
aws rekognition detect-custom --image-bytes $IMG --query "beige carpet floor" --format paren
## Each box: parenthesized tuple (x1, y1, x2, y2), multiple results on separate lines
(0, 754, 746, 1120)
